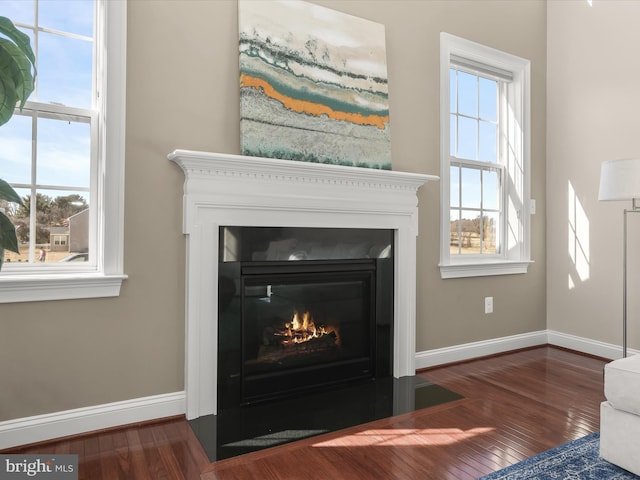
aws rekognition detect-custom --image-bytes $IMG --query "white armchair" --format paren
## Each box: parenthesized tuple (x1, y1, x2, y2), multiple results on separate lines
(600, 354, 640, 475)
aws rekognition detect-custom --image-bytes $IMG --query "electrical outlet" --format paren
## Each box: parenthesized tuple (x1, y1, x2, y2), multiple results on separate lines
(485, 296, 493, 314)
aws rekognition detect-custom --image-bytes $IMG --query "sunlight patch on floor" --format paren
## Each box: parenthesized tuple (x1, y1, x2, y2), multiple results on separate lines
(312, 427, 495, 447)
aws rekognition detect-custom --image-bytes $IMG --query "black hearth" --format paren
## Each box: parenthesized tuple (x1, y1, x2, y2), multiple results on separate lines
(218, 227, 393, 411)
(190, 375, 463, 461)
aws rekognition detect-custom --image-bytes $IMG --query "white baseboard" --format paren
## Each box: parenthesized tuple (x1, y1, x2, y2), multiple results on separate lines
(414, 329, 634, 371)
(546, 330, 636, 360)
(0, 391, 185, 450)
(415, 330, 548, 369)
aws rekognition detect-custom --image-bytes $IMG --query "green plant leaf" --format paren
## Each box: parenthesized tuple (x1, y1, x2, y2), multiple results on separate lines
(0, 178, 23, 205)
(0, 37, 34, 110)
(0, 16, 36, 126)
(0, 179, 22, 256)
(0, 210, 20, 254)
(0, 16, 35, 66)
(0, 71, 18, 126)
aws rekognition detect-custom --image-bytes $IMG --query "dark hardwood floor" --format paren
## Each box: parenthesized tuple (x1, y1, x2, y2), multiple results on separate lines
(3, 346, 607, 479)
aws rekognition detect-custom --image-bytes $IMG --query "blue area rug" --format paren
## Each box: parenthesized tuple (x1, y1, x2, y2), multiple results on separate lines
(479, 432, 639, 479)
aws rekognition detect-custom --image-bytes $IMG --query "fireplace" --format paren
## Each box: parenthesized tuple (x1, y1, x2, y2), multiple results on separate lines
(218, 227, 393, 409)
(168, 150, 437, 419)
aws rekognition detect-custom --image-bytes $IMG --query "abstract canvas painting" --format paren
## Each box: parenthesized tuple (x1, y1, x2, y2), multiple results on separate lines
(238, 0, 391, 169)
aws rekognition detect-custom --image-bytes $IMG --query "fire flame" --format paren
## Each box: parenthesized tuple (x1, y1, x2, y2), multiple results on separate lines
(281, 311, 337, 346)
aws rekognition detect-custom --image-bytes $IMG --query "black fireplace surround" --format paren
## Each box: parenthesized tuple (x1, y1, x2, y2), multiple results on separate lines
(217, 226, 394, 411)
(189, 226, 462, 462)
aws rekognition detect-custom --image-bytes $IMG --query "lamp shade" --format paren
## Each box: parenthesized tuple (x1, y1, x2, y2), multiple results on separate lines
(598, 158, 640, 201)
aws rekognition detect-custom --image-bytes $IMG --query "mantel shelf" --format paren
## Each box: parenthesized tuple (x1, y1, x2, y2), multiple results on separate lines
(168, 150, 438, 191)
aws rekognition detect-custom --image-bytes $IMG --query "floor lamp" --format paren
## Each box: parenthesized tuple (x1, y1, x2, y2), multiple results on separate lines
(598, 158, 640, 358)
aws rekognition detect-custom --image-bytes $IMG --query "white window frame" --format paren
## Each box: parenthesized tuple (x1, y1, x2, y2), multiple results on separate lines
(439, 33, 531, 279)
(0, 0, 127, 302)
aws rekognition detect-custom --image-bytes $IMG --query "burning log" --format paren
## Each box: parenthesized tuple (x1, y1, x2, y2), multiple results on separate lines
(255, 310, 340, 363)
(257, 331, 338, 362)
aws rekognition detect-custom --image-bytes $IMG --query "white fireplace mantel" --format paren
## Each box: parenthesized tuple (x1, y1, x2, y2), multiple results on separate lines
(168, 149, 438, 420)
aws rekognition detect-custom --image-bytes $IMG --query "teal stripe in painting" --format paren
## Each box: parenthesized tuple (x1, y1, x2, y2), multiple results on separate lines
(240, 60, 389, 118)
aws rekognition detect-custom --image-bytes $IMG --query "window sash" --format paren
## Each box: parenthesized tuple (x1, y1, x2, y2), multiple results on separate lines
(3, 104, 97, 269)
(449, 65, 506, 258)
(449, 161, 504, 257)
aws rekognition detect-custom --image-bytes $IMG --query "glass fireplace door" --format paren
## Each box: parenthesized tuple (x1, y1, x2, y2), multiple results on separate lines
(241, 266, 375, 403)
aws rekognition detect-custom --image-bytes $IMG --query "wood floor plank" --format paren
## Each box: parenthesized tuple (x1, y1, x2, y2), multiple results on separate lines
(111, 430, 136, 479)
(81, 435, 102, 480)
(1, 346, 608, 479)
(97, 431, 121, 479)
(124, 428, 153, 480)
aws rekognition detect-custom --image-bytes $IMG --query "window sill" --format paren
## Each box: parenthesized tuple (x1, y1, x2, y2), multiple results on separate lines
(0, 273, 128, 303)
(439, 260, 532, 279)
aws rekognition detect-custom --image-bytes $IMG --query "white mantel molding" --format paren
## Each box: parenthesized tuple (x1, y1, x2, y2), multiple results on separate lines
(168, 150, 438, 420)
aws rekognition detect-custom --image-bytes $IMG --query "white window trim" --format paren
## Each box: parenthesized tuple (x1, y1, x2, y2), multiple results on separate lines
(439, 32, 532, 279)
(0, 0, 127, 303)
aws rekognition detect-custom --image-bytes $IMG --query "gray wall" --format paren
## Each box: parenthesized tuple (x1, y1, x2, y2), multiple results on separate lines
(0, 0, 547, 422)
(547, 1, 640, 351)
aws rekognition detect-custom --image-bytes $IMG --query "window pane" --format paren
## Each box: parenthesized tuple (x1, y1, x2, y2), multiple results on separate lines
(482, 169, 500, 210)
(31, 189, 90, 263)
(457, 71, 477, 117)
(450, 114, 456, 156)
(479, 121, 497, 163)
(39, 0, 94, 37)
(479, 77, 497, 121)
(481, 212, 499, 254)
(450, 209, 461, 255)
(460, 210, 480, 255)
(450, 166, 460, 207)
(1, 1, 34, 25)
(0, 113, 32, 184)
(450, 69, 456, 113)
(37, 32, 93, 108)
(36, 116, 91, 188)
(457, 116, 477, 160)
(4, 187, 31, 264)
(5, 188, 88, 265)
(461, 167, 481, 209)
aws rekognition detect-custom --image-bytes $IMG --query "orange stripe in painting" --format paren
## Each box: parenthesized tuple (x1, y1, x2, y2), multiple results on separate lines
(241, 74, 389, 130)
